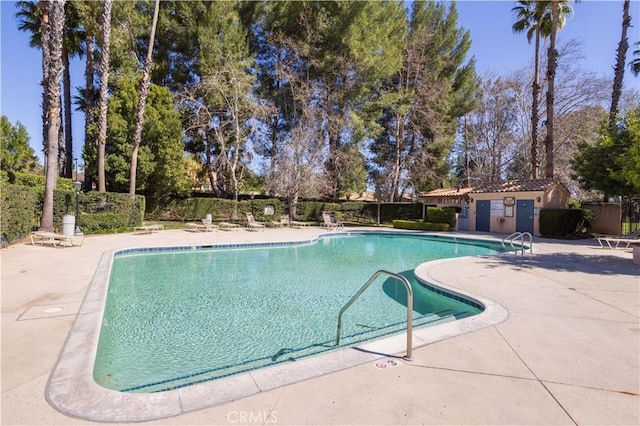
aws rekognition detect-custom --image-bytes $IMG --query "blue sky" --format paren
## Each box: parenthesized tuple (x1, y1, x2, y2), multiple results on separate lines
(1, 0, 639, 165)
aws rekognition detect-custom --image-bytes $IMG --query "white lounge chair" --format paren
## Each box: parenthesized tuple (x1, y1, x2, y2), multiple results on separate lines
(320, 212, 343, 230)
(245, 212, 265, 231)
(267, 215, 286, 227)
(596, 233, 639, 249)
(290, 218, 312, 228)
(185, 218, 218, 232)
(218, 222, 241, 231)
(134, 224, 164, 234)
(30, 231, 83, 248)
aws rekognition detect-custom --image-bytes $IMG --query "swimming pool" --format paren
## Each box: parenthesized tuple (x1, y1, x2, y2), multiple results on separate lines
(94, 232, 508, 393)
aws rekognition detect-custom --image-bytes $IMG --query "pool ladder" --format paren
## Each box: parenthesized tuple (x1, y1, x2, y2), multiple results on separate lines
(502, 232, 533, 255)
(336, 270, 413, 361)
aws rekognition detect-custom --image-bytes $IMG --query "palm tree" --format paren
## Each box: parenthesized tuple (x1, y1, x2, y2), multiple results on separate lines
(610, 0, 631, 125)
(129, 0, 161, 195)
(96, 0, 112, 193)
(39, 0, 65, 231)
(544, 0, 574, 179)
(512, 1, 550, 179)
(630, 41, 640, 76)
(15, 1, 84, 179)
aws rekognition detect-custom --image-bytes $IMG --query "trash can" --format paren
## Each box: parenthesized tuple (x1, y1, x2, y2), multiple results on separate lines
(62, 214, 75, 236)
(205, 214, 212, 223)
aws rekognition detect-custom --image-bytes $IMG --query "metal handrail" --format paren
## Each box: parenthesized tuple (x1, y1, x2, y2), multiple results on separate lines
(336, 269, 413, 360)
(502, 232, 533, 255)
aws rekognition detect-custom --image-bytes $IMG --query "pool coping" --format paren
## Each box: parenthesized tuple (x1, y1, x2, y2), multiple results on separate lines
(45, 232, 509, 423)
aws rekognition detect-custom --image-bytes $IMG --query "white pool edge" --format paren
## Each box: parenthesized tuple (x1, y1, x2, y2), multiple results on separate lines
(45, 234, 509, 423)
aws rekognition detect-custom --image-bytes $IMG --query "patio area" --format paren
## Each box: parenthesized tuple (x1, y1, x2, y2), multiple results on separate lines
(1, 227, 638, 425)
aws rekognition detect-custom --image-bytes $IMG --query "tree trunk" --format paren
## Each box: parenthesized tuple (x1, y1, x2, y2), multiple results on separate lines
(609, 0, 630, 125)
(40, 0, 66, 232)
(531, 26, 541, 180)
(63, 45, 73, 178)
(391, 115, 402, 202)
(96, 0, 112, 193)
(83, 35, 95, 191)
(57, 96, 66, 176)
(544, 1, 559, 179)
(129, 0, 160, 195)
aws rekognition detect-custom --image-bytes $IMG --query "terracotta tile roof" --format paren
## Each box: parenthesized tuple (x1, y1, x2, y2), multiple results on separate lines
(470, 178, 562, 193)
(420, 187, 474, 198)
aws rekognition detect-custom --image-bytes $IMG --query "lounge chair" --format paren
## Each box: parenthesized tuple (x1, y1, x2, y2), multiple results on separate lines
(218, 222, 241, 231)
(30, 231, 84, 248)
(185, 218, 218, 232)
(290, 217, 312, 228)
(245, 213, 265, 231)
(320, 212, 343, 230)
(267, 215, 286, 227)
(596, 231, 640, 249)
(134, 224, 164, 234)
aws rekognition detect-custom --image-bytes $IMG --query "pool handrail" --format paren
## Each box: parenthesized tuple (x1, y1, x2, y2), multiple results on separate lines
(502, 232, 533, 255)
(336, 269, 413, 360)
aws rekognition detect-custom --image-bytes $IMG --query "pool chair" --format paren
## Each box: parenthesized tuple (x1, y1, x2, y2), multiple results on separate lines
(185, 218, 218, 232)
(30, 231, 84, 248)
(321, 212, 343, 230)
(277, 215, 290, 227)
(267, 215, 287, 227)
(133, 224, 164, 234)
(290, 217, 313, 228)
(596, 231, 640, 249)
(218, 222, 241, 231)
(245, 212, 266, 231)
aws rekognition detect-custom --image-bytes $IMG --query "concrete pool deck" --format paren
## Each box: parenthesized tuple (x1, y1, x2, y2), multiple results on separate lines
(1, 227, 638, 425)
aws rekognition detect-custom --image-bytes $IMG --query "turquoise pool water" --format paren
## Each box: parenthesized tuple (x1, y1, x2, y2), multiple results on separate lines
(94, 233, 507, 393)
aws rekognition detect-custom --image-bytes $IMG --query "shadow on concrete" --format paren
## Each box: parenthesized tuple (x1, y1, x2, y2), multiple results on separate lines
(483, 252, 639, 276)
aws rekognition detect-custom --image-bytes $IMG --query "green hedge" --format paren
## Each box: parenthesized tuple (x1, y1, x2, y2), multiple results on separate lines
(392, 220, 450, 231)
(539, 208, 594, 238)
(1, 183, 39, 245)
(1, 171, 75, 197)
(152, 198, 425, 224)
(50, 190, 145, 230)
(1, 178, 145, 244)
(153, 198, 286, 222)
(80, 212, 131, 234)
(426, 207, 456, 229)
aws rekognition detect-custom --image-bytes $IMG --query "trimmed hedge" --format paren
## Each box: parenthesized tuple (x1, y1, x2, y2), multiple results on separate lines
(50, 190, 145, 230)
(1, 178, 145, 244)
(392, 220, 450, 231)
(80, 212, 131, 233)
(153, 197, 286, 222)
(2, 171, 75, 196)
(426, 207, 456, 229)
(152, 197, 425, 224)
(539, 208, 594, 238)
(1, 183, 39, 245)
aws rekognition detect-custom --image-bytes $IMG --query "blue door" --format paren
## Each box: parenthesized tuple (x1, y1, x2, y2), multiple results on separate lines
(476, 201, 491, 232)
(516, 200, 534, 234)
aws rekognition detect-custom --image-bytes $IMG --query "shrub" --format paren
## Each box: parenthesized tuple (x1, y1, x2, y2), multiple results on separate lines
(1, 179, 145, 244)
(0, 183, 39, 245)
(79, 212, 131, 234)
(392, 220, 450, 231)
(50, 190, 145, 230)
(426, 207, 456, 229)
(154, 197, 281, 222)
(539, 208, 594, 238)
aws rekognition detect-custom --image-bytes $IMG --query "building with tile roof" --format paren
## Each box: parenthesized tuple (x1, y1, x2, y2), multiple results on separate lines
(468, 179, 570, 236)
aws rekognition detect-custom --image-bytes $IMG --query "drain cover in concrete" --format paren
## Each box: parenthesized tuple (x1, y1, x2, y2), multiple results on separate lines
(371, 358, 403, 370)
(18, 302, 81, 320)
